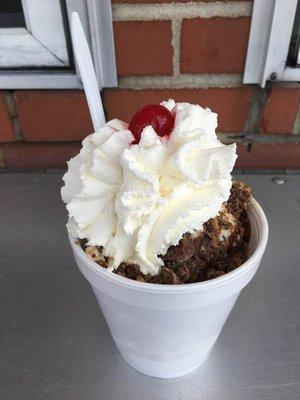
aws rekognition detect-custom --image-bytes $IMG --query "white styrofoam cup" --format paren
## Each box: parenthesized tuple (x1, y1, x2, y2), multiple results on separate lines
(69, 198, 268, 378)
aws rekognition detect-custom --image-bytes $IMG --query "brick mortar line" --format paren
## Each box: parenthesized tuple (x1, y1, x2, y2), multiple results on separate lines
(4, 91, 23, 142)
(1, 136, 298, 146)
(0, 141, 81, 145)
(1, 168, 299, 174)
(112, 2, 252, 20)
(5, 91, 17, 117)
(0, 149, 4, 168)
(218, 135, 244, 145)
(247, 135, 300, 144)
(118, 74, 243, 88)
(116, 77, 300, 91)
(245, 86, 268, 141)
(171, 19, 181, 77)
(0, 164, 298, 174)
(0, 166, 300, 176)
(218, 134, 300, 144)
(269, 81, 300, 88)
(292, 101, 300, 134)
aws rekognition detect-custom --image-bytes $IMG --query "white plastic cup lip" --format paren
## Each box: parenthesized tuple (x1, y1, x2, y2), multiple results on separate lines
(68, 197, 269, 294)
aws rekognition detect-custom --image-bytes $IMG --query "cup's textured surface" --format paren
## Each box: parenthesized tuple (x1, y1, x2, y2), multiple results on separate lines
(69, 198, 268, 378)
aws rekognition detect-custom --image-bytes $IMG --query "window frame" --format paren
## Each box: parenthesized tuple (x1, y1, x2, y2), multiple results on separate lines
(243, 0, 299, 87)
(0, 0, 70, 69)
(0, 0, 117, 89)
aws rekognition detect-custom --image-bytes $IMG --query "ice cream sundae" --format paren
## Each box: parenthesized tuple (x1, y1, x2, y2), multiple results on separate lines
(62, 100, 251, 284)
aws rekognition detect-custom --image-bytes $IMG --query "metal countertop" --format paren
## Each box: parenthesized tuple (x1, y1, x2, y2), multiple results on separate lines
(0, 173, 299, 400)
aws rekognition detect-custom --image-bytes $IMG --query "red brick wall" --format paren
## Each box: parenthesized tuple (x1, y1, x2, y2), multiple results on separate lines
(0, 0, 300, 170)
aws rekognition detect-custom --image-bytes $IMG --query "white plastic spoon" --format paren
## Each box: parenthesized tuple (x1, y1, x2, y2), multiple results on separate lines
(70, 11, 106, 131)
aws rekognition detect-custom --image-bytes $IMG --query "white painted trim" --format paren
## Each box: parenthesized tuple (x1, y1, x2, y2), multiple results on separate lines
(0, 0, 117, 89)
(244, 0, 298, 86)
(0, 0, 69, 68)
(87, 0, 117, 88)
(0, 73, 81, 89)
(282, 67, 300, 81)
(243, 1, 275, 85)
(0, 28, 25, 34)
(65, 0, 92, 81)
(0, 28, 65, 67)
(21, 0, 69, 64)
(66, 0, 117, 88)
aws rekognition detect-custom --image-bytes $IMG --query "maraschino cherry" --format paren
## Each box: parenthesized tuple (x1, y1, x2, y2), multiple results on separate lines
(129, 104, 175, 144)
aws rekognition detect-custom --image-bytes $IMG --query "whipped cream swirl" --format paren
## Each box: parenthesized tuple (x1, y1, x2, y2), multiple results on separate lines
(62, 100, 237, 275)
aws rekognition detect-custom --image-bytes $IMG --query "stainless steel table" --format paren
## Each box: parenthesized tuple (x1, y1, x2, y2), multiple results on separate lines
(0, 173, 299, 400)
